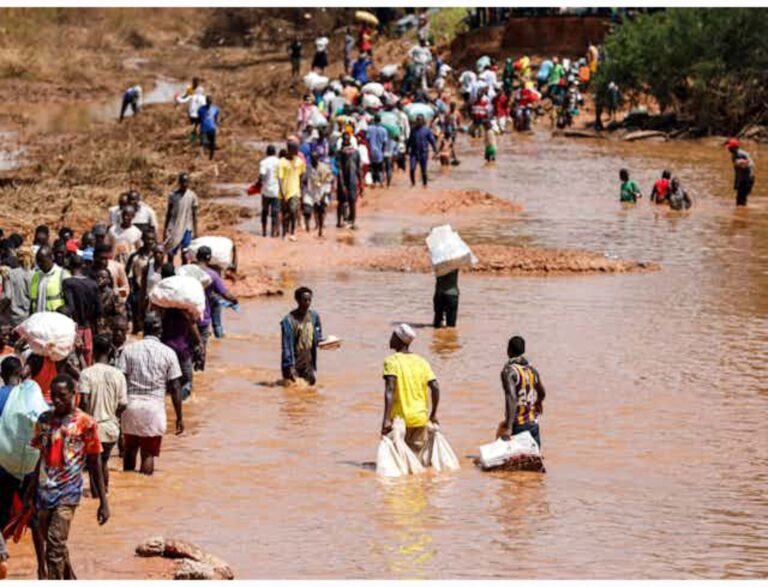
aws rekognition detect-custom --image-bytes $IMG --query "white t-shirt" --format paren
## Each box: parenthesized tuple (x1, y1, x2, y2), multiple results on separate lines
(259, 155, 280, 199)
(108, 224, 143, 262)
(315, 37, 329, 52)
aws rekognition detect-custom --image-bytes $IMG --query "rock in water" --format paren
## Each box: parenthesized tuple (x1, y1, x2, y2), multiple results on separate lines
(136, 537, 234, 580)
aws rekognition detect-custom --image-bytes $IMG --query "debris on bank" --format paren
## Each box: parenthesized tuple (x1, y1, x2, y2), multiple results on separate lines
(136, 536, 234, 580)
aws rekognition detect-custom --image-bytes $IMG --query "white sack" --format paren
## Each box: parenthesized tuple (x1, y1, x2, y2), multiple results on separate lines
(0, 381, 48, 480)
(15, 312, 76, 361)
(478, 431, 540, 470)
(425, 225, 478, 277)
(303, 72, 329, 91)
(425, 424, 461, 471)
(149, 275, 206, 321)
(379, 64, 399, 79)
(376, 417, 424, 477)
(361, 93, 382, 110)
(362, 82, 385, 97)
(188, 236, 234, 269)
(176, 263, 213, 287)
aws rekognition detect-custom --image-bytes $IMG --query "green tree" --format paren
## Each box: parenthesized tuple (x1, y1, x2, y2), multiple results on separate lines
(594, 8, 768, 134)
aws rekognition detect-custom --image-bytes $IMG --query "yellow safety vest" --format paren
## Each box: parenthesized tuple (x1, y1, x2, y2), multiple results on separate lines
(30, 267, 66, 313)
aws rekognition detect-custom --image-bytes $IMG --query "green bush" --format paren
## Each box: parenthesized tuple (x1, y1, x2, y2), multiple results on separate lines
(594, 8, 768, 134)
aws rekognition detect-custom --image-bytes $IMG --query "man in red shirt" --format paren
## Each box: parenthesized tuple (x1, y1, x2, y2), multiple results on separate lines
(650, 170, 672, 205)
(492, 90, 511, 133)
(27, 374, 109, 579)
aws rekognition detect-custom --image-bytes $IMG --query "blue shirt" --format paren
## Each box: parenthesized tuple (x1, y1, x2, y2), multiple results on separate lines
(0, 384, 12, 416)
(352, 58, 372, 84)
(366, 125, 388, 163)
(199, 104, 220, 133)
(407, 126, 438, 158)
(537, 60, 553, 82)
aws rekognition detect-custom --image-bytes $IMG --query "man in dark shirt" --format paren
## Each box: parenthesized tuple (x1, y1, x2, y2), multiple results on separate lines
(337, 133, 363, 229)
(406, 114, 438, 187)
(63, 254, 101, 366)
(433, 269, 459, 328)
(288, 37, 302, 77)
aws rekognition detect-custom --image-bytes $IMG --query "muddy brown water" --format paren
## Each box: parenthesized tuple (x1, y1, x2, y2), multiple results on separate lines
(8, 130, 768, 579)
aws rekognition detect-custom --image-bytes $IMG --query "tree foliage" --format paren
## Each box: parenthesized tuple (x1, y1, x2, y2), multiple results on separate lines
(594, 8, 768, 134)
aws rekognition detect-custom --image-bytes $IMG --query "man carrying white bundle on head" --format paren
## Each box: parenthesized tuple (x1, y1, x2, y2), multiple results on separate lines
(380, 324, 441, 461)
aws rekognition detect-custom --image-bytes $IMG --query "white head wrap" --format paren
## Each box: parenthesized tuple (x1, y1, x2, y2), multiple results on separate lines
(393, 323, 416, 345)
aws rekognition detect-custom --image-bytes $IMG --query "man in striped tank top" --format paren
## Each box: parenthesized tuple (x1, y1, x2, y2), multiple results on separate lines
(500, 336, 546, 447)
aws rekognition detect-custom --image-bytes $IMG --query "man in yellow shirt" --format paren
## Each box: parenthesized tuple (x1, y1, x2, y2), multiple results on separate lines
(277, 141, 306, 241)
(381, 323, 441, 459)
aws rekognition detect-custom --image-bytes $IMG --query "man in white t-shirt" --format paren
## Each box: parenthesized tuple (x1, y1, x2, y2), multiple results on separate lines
(127, 190, 158, 234)
(259, 145, 280, 238)
(107, 206, 143, 264)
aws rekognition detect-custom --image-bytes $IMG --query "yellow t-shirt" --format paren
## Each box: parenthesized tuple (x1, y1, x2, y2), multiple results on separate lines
(277, 156, 306, 200)
(383, 352, 436, 428)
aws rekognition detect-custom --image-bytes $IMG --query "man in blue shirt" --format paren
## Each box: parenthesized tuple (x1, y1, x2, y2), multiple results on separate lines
(197, 96, 220, 160)
(351, 53, 372, 84)
(366, 114, 388, 187)
(406, 114, 438, 187)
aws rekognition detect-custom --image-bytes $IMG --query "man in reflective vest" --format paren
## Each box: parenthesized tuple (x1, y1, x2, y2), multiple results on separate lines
(30, 246, 68, 314)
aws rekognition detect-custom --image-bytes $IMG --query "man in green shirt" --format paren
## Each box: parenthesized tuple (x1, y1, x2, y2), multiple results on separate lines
(433, 269, 459, 328)
(619, 168, 642, 203)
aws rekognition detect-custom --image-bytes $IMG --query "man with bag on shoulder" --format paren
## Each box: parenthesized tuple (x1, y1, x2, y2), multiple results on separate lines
(381, 324, 440, 461)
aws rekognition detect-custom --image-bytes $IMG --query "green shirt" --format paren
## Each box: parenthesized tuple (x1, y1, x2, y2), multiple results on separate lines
(620, 180, 640, 202)
(435, 269, 459, 296)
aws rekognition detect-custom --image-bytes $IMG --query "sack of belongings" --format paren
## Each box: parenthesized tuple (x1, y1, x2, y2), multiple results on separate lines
(303, 72, 329, 92)
(477, 431, 542, 471)
(424, 422, 460, 471)
(188, 236, 234, 269)
(376, 418, 424, 477)
(176, 263, 213, 287)
(0, 380, 48, 480)
(15, 312, 76, 361)
(426, 224, 478, 277)
(149, 276, 206, 321)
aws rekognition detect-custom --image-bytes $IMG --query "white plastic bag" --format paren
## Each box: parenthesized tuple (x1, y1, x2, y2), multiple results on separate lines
(379, 64, 399, 79)
(188, 236, 234, 269)
(15, 312, 76, 361)
(149, 275, 206, 321)
(0, 380, 48, 480)
(176, 263, 213, 287)
(307, 109, 329, 128)
(425, 225, 478, 277)
(425, 424, 461, 472)
(362, 82, 385, 97)
(303, 72, 329, 91)
(478, 431, 541, 470)
(361, 93, 382, 110)
(376, 418, 424, 477)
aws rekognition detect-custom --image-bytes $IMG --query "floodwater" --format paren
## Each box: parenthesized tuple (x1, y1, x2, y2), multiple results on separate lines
(8, 131, 768, 579)
(0, 77, 185, 135)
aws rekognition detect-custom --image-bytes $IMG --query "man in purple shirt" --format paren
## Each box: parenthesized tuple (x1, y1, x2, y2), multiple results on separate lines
(194, 247, 239, 368)
(366, 115, 388, 187)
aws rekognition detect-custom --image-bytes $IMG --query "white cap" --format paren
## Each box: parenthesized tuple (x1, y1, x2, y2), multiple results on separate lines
(393, 323, 416, 345)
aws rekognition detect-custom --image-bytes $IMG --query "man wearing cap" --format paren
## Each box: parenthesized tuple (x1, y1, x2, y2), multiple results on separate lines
(381, 324, 441, 459)
(724, 139, 755, 206)
(163, 172, 198, 260)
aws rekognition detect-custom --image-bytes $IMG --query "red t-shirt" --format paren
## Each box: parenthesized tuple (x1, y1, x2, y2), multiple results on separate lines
(654, 178, 670, 203)
(493, 93, 510, 118)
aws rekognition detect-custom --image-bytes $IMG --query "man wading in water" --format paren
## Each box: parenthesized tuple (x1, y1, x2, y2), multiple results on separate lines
(499, 336, 546, 447)
(381, 324, 441, 460)
(281, 287, 323, 385)
(724, 138, 755, 206)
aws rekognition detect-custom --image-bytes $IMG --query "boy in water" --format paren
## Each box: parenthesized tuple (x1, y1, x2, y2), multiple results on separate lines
(619, 168, 642, 203)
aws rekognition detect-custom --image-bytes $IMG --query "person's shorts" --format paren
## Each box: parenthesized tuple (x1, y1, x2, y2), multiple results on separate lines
(282, 197, 299, 216)
(313, 201, 327, 214)
(170, 229, 193, 255)
(188, 114, 200, 125)
(123, 434, 162, 457)
(201, 130, 216, 148)
(302, 202, 313, 216)
(101, 442, 115, 461)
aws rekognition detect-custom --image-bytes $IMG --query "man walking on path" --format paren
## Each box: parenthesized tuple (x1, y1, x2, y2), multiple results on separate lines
(62, 254, 100, 366)
(337, 133, 363, 229)
(30, 246, 69, 314)
(117, 314, 183, 476)
(27, 374, 109, 580)
(164, 172, 198, 261)
(406, 115, 437, 188)
(278, 141, 306, 241)
(381, 324, 441, 460)
(259, 145, 281, 237)
(724, 138, 755, 206)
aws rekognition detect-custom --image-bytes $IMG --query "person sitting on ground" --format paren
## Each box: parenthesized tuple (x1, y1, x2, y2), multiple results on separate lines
(107, 205, 143, 264)
(619, 168, 642, 203)
(117, 313, 183, 476)
(26, 374, 109, 580)
(163, 172, 198, 261)
(499, 335, 546, 447)
(119, 84, 142, 122)
(259, 145, 281, 238)
(79, 334, 127, 495)
(380, 324, 441, 461)
(280, 286, 323, 385)
(667, 177, 692, 211)
(650, 170, 672, 205)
